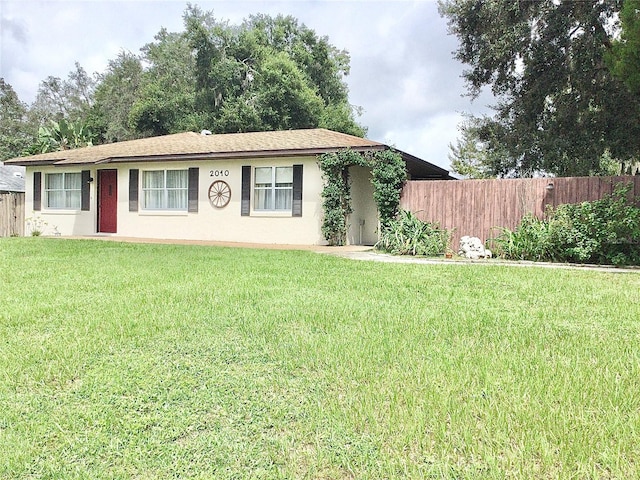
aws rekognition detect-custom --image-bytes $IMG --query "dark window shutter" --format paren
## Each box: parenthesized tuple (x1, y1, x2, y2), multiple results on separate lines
(241, 165, 251, 216)
(81, 170, 91, 211)
(33, 172, 42, 211)
(188, 167, 199, 212)
(129, 169, 139, 212)
(292, 164, 303, 217)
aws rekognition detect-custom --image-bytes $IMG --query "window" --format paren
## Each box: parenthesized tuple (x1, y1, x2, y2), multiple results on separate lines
(142, 170, 188, 210)
(254, 166, 293, 211)
(45, 172, 81, 209)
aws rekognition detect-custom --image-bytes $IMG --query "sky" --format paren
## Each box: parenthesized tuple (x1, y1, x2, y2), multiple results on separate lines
(0, 0, 494, 170)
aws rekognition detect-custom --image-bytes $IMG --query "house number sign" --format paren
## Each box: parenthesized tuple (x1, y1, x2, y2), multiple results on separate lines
(208, 180, 231, 208)
(209, 170, 230, 177)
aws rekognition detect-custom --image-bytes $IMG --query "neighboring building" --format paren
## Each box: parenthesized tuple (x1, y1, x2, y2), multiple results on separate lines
(0, 164, 26, 193)
(0, 164, 26, 237)
(4, 128, 451, 245)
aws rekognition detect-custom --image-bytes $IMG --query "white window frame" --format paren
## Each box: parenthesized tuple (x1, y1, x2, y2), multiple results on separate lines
(141, 169, 188, 211)
(253, 166, 293, 211)
(44, 172, 82, 210)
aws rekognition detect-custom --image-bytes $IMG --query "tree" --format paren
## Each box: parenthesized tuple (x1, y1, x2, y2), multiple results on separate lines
(607, 0, 640, 97)
(129, 28, 199, 136)
(242, 13, 352, 107)
(183, 6, 365, 135)
(91, 51, 144, 143)
(253, 51, 324, 130)
(448, 115, 509, 178)
(9, 6, 365, 148)
(29, 62, 96, 127)
(439, 0, 640, 177)
(0, 78, 34, 161)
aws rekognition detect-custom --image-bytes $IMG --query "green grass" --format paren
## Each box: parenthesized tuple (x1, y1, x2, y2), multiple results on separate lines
(1, 238, 639, 479)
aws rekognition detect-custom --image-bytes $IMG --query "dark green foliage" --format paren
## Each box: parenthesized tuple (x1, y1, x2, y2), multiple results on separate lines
(439, 0, 640, 177)
(489, 214, 552, 262)
(319, 149, 406, 246)
(371, 150, 407, 227)
(253, 52, 324, 130)
(607, 0, 640, 96)
(491, 185, 640, 265)
(181, 7, 364, 136)
(92, 51, 144, 143)
(547, 186, 640, 265)
(0, 79, 33, 161)
(129, 28, 198, 137)
(375, 210, 451, 256)
(318, 150, 363, 246)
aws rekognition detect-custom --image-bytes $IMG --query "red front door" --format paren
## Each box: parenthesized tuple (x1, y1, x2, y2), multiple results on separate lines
(98, 170, 117, 233)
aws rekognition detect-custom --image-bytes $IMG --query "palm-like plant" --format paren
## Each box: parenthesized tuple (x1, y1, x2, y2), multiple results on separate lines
(26, 119, 96, 154)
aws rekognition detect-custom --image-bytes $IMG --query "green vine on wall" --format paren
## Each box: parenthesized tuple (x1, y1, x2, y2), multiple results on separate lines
(318, 148, 407, 246)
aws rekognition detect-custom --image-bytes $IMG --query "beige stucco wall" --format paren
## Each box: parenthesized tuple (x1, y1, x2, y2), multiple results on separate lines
(24, 157, 384, 245)
(24, 156, 332, 245)
(348, 166, 379, 246)
(118, 157, 326, 244)
(23, 168, 97, 236)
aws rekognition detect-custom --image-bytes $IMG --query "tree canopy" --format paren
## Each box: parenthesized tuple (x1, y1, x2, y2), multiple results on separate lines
(0, 79, 33, 160)
(608, 0, 640, 96)
(1, 6, 365, 161)
(439, 0, 640, 177)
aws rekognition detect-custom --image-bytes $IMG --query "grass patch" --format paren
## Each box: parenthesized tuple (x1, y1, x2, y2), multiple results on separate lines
(1, 238, 639, 479)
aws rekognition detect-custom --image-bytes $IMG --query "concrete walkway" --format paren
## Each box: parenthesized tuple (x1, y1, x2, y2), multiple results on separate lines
(328, 249, 640, 273)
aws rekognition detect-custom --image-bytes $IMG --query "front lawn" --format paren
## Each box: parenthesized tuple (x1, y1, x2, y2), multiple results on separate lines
(1, 238, 639, 479)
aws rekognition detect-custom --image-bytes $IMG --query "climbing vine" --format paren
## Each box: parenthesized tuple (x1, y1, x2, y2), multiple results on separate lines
(371, 149, 408, 228)
(318, 149, 406, 246)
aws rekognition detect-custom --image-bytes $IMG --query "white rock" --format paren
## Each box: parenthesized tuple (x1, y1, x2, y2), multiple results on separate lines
(459, 236, 491, 259)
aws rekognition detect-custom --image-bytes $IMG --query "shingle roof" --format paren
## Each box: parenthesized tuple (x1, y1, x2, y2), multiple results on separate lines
(4, 128, 452, 179)
(4, 129, 386, 166)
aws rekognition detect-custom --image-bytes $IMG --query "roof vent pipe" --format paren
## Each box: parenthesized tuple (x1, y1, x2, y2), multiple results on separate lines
(201, 130, 212, 136)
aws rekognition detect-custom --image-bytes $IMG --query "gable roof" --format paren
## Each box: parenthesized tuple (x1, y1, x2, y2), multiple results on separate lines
(4, 128, 452, 179)
(0, 165, 26, 192)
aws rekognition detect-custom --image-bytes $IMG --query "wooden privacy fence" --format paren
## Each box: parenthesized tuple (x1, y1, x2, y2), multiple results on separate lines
(0, 193, 25, 237)
(400, 176, 640, 250)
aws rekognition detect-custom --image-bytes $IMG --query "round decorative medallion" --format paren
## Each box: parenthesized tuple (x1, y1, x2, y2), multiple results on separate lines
(208, 180, 231, 208)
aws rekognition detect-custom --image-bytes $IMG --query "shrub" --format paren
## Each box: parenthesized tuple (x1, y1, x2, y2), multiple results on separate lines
(376, 210, 451, 256)
(489, 213, 552, 261)
(491, 184, 640, 266)
(546, 185, 640, 265)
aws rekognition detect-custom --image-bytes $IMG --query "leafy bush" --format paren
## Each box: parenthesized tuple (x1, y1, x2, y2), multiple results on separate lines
(546, 185, 640, 265)
(491, 184, 640, 265)
(376, 210, 451, 256)
(489, 213, 552, 261)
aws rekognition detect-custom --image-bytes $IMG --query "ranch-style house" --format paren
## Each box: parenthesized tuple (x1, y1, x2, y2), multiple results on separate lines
(5, 128, 451, 245)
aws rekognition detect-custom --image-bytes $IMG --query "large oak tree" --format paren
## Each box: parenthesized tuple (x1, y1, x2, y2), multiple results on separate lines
(440, 0, 640, 177)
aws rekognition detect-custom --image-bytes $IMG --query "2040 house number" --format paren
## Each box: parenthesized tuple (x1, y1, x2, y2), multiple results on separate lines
(210, 169, 230, 177)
